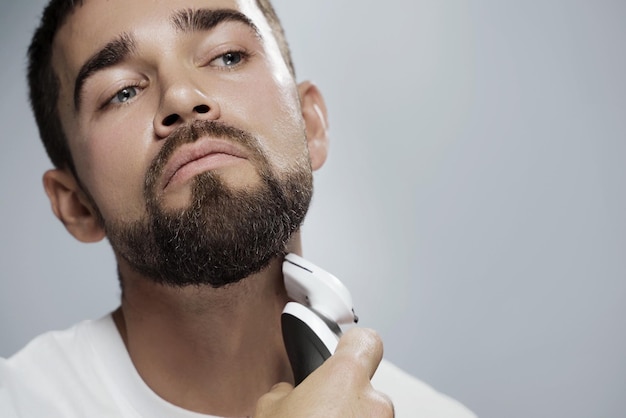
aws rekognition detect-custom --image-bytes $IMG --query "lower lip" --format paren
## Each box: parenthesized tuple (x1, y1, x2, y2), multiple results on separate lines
(167, 153, 246, 188)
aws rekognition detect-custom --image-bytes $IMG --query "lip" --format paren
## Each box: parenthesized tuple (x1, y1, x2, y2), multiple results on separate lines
(161, 138, 249, 191)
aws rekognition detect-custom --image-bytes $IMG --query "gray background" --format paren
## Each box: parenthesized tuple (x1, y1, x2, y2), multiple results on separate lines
(1, 1, 624, 417)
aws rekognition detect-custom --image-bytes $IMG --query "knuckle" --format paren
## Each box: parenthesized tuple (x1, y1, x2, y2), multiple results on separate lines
(255, 392, 273, 409)
(255, 382, 291, 412)
(270, 381, 293, 392)
(368, 389, 395, 417)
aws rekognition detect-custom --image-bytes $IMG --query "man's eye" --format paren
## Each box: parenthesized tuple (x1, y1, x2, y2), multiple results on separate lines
(110, 86, 139, 104)
(211, 51, 246, 68)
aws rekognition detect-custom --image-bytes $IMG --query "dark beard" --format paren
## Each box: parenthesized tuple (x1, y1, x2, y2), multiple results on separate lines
(104, 121, 313, 288)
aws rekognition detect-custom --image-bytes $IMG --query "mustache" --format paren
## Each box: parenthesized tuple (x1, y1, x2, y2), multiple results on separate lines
(144, 120, 264, 194)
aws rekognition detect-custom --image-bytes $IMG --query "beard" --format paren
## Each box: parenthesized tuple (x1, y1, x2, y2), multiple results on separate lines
(103, 120, 313, 288)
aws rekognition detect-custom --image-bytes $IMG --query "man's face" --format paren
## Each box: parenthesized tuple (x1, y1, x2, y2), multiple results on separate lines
(51, 0, 314, 285)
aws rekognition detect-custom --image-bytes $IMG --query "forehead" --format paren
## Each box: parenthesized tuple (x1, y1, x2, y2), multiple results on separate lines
(52, 0, 271, 86)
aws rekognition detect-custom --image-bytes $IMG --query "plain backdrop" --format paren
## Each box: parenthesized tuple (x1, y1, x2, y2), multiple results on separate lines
(1, 1, 625, 417)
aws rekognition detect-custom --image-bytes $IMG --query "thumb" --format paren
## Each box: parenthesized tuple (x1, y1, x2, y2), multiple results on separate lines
(333, 328, 384, 379)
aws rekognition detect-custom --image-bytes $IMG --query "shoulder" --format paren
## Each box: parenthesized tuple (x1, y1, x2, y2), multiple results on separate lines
(0, 316, 118, 417)
(373, 359, 477, 418)
(4, 318, 99, 378)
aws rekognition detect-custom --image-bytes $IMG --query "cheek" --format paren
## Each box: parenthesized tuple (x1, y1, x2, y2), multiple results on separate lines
(75, 117, 155, 222)
(227, 75, 306, 170)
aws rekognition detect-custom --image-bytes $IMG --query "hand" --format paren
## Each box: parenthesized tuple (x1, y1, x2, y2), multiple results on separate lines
(254, 328, 394, 417)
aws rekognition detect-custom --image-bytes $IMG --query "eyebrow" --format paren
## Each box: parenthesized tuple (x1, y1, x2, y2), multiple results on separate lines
(171, 8, 260, 37)
(74, 32, 136, 110)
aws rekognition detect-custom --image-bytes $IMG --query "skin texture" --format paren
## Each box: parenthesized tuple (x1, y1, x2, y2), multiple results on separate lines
(41, 0, 393, 416)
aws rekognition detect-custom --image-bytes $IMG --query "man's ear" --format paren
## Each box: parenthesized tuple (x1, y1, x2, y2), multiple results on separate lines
(298, 81, 329, 171)
(42, 169, 106, 243)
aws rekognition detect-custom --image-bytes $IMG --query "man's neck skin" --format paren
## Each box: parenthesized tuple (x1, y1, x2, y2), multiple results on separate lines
(112, 255, 294, 417)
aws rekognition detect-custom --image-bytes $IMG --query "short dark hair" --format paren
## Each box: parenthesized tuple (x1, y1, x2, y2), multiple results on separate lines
(27, 0, 295, 171)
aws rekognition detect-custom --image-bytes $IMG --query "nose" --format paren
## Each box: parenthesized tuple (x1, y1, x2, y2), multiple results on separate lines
(153, 81, 221, 139)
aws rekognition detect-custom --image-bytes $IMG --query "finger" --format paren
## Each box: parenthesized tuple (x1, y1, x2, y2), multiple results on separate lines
(266, 382, 294, 397)
(334, 327, 384, 379)
(255, 382, 294, 414)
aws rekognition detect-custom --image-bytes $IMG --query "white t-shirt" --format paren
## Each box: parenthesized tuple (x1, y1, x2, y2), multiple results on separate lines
(0, 315, 475, 417)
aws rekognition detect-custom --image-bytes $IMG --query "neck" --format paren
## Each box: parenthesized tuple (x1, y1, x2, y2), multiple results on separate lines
(112, 255, 294, 417)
